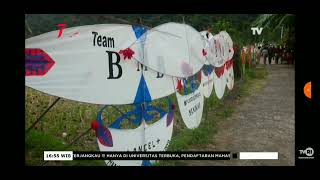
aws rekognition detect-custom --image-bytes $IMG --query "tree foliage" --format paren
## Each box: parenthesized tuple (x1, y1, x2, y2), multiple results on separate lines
(253, 14, 295, 48)
(25, 14, 294, 49)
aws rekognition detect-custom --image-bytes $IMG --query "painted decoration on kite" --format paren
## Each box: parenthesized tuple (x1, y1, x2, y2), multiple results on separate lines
(212, 64, 227, 99)
(200, 31, 214, 65)
(25, 24, 176, 105)
(219, 31, 234, 60)
(217, 33, 230, 64)
(200, 65, 214, 98)
(94, 98, 174, 166)
(225, 60, 234, 90)
(201, 30, 232, 68)
(130, 22, 207, 78)
(175, 72, 204, 129)
(207, 34, 223, 67)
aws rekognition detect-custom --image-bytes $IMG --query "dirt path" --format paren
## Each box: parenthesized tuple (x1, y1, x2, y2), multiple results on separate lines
(185, 65, 295, 166)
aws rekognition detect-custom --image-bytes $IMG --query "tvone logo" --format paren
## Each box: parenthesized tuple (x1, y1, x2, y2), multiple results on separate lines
(299, 147, 314, 157)
(251, 27, 263, 35)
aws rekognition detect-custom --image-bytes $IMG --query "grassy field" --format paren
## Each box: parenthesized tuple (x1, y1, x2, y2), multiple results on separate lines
(25, 65, 267, 166)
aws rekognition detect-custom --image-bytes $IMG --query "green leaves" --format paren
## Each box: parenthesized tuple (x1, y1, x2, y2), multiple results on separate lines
(253, 14, 295, 32)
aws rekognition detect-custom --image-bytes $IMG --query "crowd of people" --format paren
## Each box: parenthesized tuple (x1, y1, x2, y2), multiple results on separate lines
(241, 43, 295, 65)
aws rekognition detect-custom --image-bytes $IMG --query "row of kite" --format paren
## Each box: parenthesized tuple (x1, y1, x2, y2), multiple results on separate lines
(25, 22, 235, 166)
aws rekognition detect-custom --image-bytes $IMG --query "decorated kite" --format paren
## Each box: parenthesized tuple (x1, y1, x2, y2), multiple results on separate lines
(225, 60, 234, 90)
(94, 99, 174, 166)
(200, 65, 215, 98)
(201, 30, 234, 99)
(174, 72, 204, 129)
(212, 65, 227, 99)
(25, 24, 176, 105)
(25, 21, 235, 166)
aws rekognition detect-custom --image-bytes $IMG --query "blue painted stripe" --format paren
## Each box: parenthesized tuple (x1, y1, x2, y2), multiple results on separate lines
(25, 55, 44, 59)
(25, 59, 49, 64)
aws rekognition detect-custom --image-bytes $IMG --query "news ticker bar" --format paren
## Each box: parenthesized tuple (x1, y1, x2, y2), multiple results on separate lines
(44, 151, 232, 161)
(44, 151, 279, 161)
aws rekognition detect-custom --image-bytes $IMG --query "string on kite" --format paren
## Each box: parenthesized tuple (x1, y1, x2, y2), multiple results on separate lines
(125, 22, 184, 60)
(138, 17, 147, 145)
(25, 97, 61, 134)
(119, 17, 143, 62)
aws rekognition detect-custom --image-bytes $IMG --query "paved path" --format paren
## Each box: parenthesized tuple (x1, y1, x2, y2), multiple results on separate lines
(186, 65, 295, 166)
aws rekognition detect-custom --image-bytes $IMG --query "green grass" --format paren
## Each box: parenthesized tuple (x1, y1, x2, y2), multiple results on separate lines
(239, 67, 267, 97)
(216, 106, 235, 118)
(25, 129, 105, 166)
(25, 129, 65, 166)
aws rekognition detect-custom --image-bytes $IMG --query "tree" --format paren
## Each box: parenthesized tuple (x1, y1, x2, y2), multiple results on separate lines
(252, 14, 295, 49)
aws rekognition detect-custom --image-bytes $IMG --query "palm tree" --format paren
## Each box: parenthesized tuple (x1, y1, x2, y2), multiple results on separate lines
(253, 14, 295, 49)
(253, 14, 295, 31)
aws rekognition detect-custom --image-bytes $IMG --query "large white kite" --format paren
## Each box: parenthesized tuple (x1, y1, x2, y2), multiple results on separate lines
(25, 24, 176, 105)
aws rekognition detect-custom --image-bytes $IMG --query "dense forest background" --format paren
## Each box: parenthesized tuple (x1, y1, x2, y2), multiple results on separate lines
(25, 14, 295, 49)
